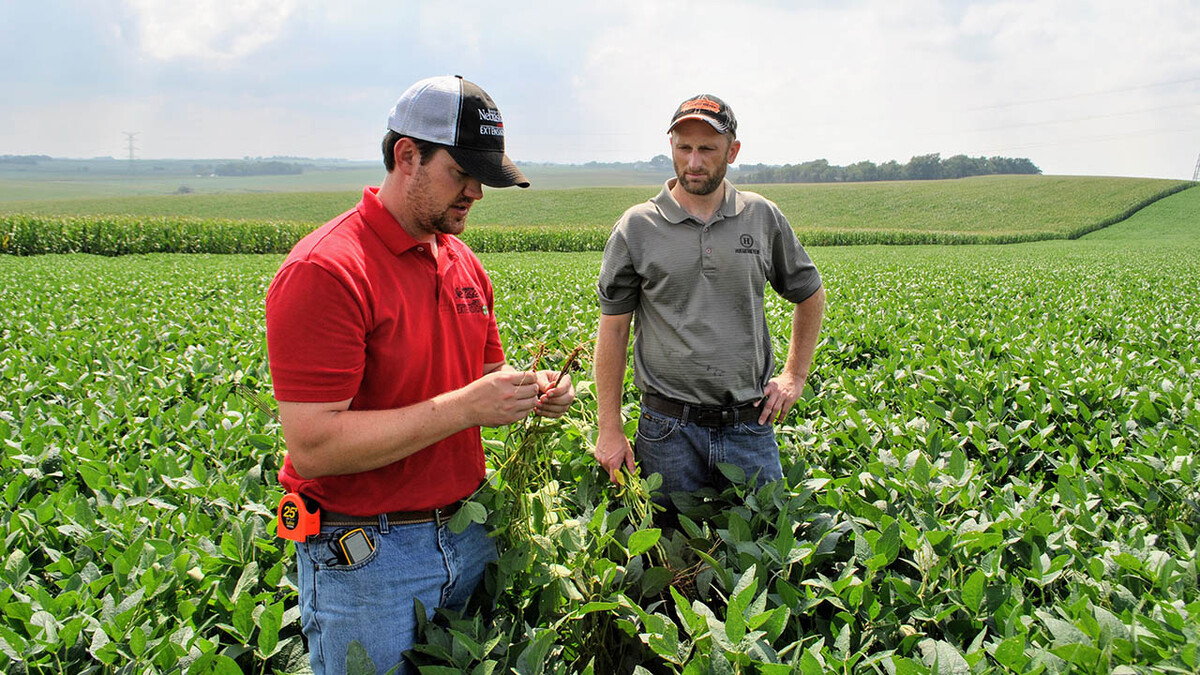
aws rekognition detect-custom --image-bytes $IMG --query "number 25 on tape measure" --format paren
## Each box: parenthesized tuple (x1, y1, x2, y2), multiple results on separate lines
(277, 493, 320, 541)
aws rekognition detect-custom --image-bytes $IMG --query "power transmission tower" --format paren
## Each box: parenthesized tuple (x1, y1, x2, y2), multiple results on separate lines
(122, 132, 139, 174)
(1193, 152, 1200, 181)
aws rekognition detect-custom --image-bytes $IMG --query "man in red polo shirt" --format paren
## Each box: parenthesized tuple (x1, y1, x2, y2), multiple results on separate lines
(266, 75, 574, 675)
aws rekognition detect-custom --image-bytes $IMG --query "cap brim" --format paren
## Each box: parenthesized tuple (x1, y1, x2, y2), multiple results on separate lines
(446, 147, 530, 189)
(668, 113, 728, 135)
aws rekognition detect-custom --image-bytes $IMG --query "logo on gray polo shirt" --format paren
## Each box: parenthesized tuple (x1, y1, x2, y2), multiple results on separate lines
(735, 234, 760, 254)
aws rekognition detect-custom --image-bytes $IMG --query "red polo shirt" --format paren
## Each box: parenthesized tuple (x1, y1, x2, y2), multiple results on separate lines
(266, 186, 505, 514)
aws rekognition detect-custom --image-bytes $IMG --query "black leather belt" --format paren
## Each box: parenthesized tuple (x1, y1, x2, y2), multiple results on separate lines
(643, 393, 762, 427)
(321, 501, 463, 527)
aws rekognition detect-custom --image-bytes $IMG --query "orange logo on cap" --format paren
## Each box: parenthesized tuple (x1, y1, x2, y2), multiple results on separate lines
(682, 98, 721, 114)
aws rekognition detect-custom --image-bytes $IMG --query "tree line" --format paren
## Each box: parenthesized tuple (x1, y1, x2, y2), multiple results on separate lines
(193, 160, 304, 177)
(736, 153, 1040, 184)
(0, 155, 51, 165)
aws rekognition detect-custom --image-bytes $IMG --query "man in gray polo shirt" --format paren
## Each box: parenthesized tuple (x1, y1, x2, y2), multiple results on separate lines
(594, 94, 825, 509)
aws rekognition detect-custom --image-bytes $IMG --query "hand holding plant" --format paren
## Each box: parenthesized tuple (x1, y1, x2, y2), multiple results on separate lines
(594, 427, 636, 484)
(532, 368, 576, 418)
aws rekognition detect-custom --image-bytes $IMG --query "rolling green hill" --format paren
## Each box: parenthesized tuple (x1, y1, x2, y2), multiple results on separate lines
(1080, 179, 1200, 241)
(1, 176, 1194, 254)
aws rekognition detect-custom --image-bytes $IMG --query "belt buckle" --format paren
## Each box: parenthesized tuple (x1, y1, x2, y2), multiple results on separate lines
(433, 502, 460, 527)
(720, 408, 736, 426)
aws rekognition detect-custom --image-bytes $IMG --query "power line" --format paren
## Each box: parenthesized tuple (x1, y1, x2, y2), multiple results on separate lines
(753, 89, 1200, 143)
(971, 102, 1199, 133)
(966, 75, 1200, 112)
(980, 125, 1196, 153)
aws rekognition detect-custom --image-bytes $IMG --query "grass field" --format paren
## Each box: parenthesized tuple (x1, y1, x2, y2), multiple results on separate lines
(755, 175, 1193, 238)
(1082, 179, 1200, 241)
(0, 159, 669, 202)
(0, 158, 381, 201)
(2, 176, 1195, 253)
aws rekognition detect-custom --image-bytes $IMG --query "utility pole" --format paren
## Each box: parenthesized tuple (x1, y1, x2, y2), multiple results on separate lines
(122, 132, 139, 174)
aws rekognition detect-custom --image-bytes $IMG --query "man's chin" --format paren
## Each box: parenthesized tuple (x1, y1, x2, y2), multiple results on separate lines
(681, 177, 720, 196)
(436, 219, 467, 236)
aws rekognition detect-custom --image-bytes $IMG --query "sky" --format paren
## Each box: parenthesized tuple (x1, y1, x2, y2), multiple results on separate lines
(2, 0, 1198, 180)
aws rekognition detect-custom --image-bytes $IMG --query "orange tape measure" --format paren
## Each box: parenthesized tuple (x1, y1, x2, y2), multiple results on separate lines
(277, 493, 320, 541)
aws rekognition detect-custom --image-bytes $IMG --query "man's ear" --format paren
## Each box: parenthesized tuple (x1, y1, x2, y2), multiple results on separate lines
(392, 137, 421, 176)
(727, 138, 742, 165)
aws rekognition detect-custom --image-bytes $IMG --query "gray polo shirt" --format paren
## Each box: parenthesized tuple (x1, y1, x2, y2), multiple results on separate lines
(598, 179, 822, 407)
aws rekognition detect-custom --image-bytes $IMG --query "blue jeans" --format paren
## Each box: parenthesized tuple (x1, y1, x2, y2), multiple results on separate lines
(295, 517, 497, 675)
(634, 404, 783, 506)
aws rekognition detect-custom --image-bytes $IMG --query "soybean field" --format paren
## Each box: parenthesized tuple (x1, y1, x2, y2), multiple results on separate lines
(0, 182, 1198, 673)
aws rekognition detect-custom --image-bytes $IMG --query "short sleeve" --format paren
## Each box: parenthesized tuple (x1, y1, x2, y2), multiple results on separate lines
(768, 210, 822, 304)
(597, 226, 641, 315)
(477, 259, 506, 365)
(266, 261, 367, 402)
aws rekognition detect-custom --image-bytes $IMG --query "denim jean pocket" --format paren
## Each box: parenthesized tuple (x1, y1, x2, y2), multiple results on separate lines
(636, 408, 681, 443)
(735, 417, 775, 437)
(309, 527, 382, 571)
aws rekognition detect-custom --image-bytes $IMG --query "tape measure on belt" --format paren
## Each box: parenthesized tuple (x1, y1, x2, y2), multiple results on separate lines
(277, 493, 320, 541)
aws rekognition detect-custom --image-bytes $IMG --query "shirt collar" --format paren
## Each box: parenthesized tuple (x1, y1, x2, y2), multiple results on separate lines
(358, 186, 445, 258)
(652, 178, 744, 225)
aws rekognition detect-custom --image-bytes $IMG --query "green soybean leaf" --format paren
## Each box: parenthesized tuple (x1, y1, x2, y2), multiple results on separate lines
(918, 638, 969, 674)
(570, 601, 620, 618)
(627, 528, 661, 558)
(232, 592, 254, 642)
(345, 639, 377, 675)
(875, 521, 901, 565)
(1052, 643, 1104, 668)
(448, 500, 487, 534)
(641, 567, 673, 596)
(3, 550, 31, 585)
(961, 570, 985, 615)
(248, 434, 275, 450)
(716, 462, 746, 485)
(991, 636, 1028, 670)
(192, 654, 244, 675)
(1037, 611, 1090, 646)
(257, 602, 284, 657)
(799, 649, 824, 675)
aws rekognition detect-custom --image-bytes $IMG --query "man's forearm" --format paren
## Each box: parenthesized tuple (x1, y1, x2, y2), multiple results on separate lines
(279, 392, 476, 479)
(280, 362, 542, 479)
(595, 312, 633, 433)
(782, 286, 826, 380)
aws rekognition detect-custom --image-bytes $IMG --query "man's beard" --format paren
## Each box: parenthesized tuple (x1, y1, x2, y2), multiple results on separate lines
(676, 164, 727, 196)
(411, 167, 470, 236)
(424, 210, 465, 236)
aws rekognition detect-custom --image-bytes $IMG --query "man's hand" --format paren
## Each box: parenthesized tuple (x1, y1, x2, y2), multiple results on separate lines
(463, 369, 542, 427)
(761, 289, 824, 425)
(594, 428, 635, 483)
(758, 371, 804, 425)
(533, 370, 576, 418)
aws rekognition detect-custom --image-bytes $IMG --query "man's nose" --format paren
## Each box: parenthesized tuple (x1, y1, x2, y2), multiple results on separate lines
(464, 177, 484, 200)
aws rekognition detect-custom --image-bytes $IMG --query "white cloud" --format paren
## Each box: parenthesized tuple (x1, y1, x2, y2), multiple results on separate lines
(2, 0, 1197, 177)
(122, 0, 297, 61)
(555, 0, 970, 164)
(542, 0, 1200, 177)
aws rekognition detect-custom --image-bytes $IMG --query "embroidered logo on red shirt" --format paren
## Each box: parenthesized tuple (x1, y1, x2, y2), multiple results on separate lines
(454, 286, 487, 314)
